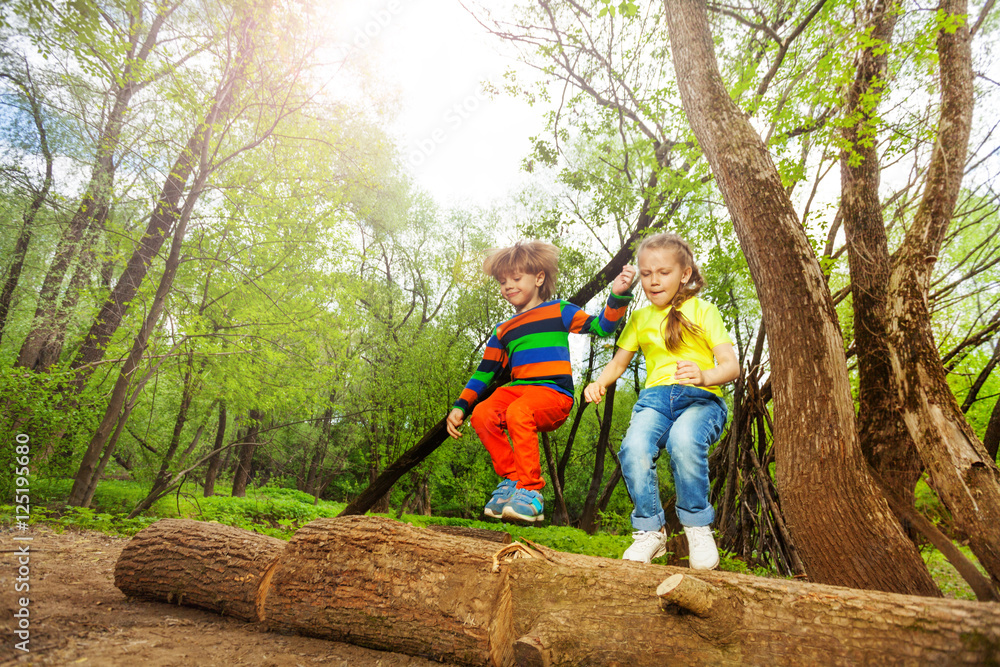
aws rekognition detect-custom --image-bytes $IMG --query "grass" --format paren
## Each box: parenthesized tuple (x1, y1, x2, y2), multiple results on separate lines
(922, 543, 989, 601)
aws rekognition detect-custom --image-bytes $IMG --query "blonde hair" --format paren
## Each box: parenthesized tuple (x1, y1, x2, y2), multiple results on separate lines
(636, 232, 705, 352)
(482, 240, 560, 301)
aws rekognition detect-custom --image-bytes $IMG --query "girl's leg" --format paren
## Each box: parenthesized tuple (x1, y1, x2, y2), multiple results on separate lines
(618, 387, 674, 531)
(505, 386, 573, 491)
(664, 387, 728, 527)
(469, 387, 521, 480)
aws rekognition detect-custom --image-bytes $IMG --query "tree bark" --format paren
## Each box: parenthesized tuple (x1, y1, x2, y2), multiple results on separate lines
(203, 401, 227, 496)
(114, 518, 285, 620)
(662, 0, 937, 594)
(114, 516, 1000, 666)
(884, 0, 1000, 586)
(840, 0, 924, 508)
(264, 517, 512, 666)
(231, 409, 263, 498)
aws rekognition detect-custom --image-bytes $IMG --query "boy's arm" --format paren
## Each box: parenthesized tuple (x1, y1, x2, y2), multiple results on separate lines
(563, 265, 636, 337)
(452, 332, 508, 416)
(564, 292, 633, 337)
(584, 347, 636, 404)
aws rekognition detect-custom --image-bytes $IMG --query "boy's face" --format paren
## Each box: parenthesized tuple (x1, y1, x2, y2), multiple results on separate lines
(497, 270, 545, 312)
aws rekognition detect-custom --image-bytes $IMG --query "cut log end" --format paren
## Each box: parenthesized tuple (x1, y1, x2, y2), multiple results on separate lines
(657, 573, 721, 617)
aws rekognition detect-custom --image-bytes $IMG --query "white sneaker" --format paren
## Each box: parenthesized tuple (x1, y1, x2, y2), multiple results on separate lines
(622, 529, 668, 563)
(684, 525, 719, 570)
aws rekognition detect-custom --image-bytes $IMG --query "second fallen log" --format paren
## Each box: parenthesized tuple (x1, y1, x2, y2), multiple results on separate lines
(261, 516, 515, 666)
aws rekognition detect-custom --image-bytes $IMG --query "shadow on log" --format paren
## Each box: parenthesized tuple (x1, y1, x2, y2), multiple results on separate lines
(114, 516, 1000, 665)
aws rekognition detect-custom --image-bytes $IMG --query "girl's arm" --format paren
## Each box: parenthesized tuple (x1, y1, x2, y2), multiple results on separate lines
(675, 342, 740, 387)
(584, 347, 636, 404)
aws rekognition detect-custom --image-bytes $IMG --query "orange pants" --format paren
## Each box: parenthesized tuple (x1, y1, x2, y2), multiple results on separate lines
(469, 385, 574, 491)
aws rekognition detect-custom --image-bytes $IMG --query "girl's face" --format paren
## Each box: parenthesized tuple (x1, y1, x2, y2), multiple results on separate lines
(637, 247, 692, 309)
(498, 270, 545, 312)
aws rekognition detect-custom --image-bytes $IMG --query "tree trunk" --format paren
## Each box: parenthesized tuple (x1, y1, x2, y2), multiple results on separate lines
(35, 221, 106, 369)
(67, 12, 255, 393)
(541, 433, 570, 525)
(14, 0, 174, 370)
(126, 354, 199, 517)
(985, 395, 1000, 461)
(662, 0, 938, 595)
(579, 382, 615, 534)
(203, 401, 227, 496)
(884, 0, 1000, 587)
(114, 516, 1000, 666)
(231, 409, 263, 498)
(0, 64, 52, 347)
(556, 338, 599, 492)
(960, 342, 1000, 413)
(66, 153, 210, 507)
(840, 0, 923, 509)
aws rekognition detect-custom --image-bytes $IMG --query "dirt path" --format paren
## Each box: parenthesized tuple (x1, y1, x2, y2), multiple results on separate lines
(0, 526, 443, 666)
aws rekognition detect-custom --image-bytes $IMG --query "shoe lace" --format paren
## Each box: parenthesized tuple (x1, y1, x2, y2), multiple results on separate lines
(686, 527, 712, 549)
(630, 530, 662, 545)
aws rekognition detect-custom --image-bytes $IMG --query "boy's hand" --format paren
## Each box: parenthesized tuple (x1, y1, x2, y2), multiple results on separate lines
(612, 264, 637, 296)
(446, 408, 465, 439)
(675, 360, 704, 386)
(584, 382, 606, 404)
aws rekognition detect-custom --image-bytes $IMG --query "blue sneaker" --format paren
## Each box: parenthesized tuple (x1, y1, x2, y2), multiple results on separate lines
(483, 478, 517, 519)
(501, 488, 545, 523)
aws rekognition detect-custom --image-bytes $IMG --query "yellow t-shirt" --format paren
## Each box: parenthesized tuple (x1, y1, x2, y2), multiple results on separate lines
(617, 297, 733, 397)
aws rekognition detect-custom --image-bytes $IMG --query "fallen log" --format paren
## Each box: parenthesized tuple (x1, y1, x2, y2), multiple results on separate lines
(263, 517, 515, 666)
(114, 518, 285, 620)
(114, 516, 1000, 666)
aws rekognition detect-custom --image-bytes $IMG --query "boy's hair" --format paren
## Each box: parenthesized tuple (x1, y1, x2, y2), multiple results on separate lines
(482, 240, 560, 302)
(636, 232, 705, 352)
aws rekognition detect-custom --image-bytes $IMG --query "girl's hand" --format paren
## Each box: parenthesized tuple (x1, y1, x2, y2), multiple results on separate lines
(584, 382, 606, 404)
(612, 264, 637, 295)
(446, 408, 465, 439)
(675, 360, 704, 386)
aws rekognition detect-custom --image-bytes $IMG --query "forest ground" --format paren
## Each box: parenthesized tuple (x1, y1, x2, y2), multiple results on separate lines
(0, 526, 441, 667)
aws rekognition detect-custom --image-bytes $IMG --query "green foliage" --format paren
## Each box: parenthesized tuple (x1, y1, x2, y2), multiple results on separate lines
(0, 504, 158, 537)
(921, 544, 988, 601)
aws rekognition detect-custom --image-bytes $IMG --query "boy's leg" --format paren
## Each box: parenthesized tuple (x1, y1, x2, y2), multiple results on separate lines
(469, 387, 521, 480)
(503, 386, 573, 490)
(618, 387, 674, 532)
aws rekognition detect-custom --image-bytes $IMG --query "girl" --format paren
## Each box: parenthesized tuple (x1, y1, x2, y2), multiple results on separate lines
(584, 232, 738, 568)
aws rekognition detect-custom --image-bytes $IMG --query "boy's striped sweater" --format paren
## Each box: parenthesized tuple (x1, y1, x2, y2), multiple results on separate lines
(453, 293, 632, 415)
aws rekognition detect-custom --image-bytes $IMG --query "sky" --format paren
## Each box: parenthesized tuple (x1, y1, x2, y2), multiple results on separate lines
(334, 0, 547, 209)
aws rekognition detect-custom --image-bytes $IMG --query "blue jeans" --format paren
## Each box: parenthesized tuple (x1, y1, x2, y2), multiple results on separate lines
(618, 384, 728, 530)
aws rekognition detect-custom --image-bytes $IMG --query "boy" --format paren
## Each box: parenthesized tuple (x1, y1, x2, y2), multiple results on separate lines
(447, 240, 635, 522)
